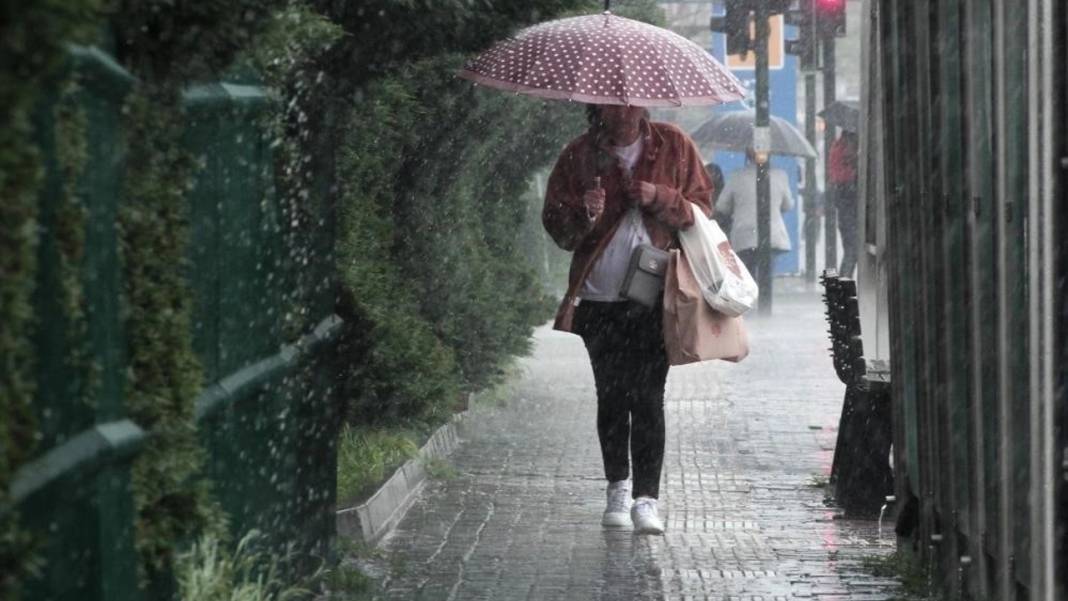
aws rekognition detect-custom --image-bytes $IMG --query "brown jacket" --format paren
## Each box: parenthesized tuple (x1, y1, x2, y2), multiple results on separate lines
(542, 120, 714, 332)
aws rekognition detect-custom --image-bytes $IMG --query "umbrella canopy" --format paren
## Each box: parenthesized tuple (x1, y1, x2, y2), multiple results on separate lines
(458, 12, 746, 107)
(691, 110, 817, 158)
(818, 100, 860, 132)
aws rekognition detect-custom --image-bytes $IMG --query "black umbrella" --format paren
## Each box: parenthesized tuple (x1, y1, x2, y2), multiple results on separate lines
(818, 100, 860, 132)
(691, 110, 817, 158)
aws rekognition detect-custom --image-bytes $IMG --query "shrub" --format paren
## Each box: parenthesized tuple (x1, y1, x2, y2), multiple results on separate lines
(334, 54, 587, 425)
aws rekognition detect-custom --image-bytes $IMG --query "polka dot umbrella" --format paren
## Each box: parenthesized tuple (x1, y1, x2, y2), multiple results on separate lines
(459, 11, 747, 107)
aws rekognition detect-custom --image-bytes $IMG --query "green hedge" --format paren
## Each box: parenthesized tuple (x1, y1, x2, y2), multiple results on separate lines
(118, 89, 225, 579)
(334, 56, 582, 426)
(334, 73, 460, 426)
(109, 0, 281, 82)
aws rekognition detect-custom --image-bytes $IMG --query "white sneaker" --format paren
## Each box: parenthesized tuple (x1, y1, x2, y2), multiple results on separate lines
(631, 496, 664, 535)
(602, 480, 632, 528)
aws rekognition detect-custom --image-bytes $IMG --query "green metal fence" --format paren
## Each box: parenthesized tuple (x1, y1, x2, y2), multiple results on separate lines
(8, 46, 342, 600)
(866, 1, 1065, 599)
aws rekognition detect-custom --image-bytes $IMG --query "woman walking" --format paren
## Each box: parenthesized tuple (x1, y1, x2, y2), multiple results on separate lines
(542, 105, 713, 534)
(714, 149, 795, 282)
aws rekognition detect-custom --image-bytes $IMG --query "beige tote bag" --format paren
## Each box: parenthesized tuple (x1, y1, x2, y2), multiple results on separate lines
(662, 248, 750, 366)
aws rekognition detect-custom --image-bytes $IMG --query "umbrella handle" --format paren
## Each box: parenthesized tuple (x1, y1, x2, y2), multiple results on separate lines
(593, 176, 602, 190)
(604, 0, 610, 11)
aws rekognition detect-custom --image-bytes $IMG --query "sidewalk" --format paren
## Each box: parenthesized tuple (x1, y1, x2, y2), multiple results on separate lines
(368, 290, 900, 600)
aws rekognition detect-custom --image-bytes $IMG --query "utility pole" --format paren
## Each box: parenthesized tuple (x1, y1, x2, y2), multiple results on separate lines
(785, 0, 820, 286)
(754, 1, 773, 315)
(822, 31, 837, 272)
(816, 0, 846, 272)
(804, 71, 819, 285)
(713, 0, 797, 314)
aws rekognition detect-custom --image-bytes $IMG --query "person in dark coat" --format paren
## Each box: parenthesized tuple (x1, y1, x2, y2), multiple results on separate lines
(829, 130, 859, 277)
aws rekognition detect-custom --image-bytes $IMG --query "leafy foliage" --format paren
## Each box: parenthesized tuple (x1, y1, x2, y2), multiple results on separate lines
(245, 3, 343, 89)
(246, 2, 346, 339)
(119, 90, 226, 577)
(312, 0, 585, 89)
(334, 73, 460, 425)
(109, 0, 285, 83)
(334, 55, 586, 425)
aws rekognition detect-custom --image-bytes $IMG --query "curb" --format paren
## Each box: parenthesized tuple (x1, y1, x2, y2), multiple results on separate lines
(336, 411, 467, 545)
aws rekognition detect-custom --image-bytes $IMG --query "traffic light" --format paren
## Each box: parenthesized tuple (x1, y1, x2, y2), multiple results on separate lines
(767, 0, 793, 13)
(784, 0, 818, 71)
(815, 0, 846, 37)
(709, 0, 752, 57)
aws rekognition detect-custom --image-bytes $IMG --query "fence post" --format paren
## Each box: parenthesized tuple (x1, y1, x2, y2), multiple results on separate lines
(14, 46, 143, 601)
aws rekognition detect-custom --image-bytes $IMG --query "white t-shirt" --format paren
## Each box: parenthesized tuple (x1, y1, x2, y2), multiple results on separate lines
(580, 138, 651, 302)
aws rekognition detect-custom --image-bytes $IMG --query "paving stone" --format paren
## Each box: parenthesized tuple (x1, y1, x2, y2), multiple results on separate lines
(365, 292, 902, 600)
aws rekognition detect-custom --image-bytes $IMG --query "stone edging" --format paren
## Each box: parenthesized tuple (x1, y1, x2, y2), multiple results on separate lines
(336, 411, 467, 545)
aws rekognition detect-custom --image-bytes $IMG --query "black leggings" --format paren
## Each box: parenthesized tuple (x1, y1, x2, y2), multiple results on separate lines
(835, 183, 859, 278)
(574, 300, 670, 499)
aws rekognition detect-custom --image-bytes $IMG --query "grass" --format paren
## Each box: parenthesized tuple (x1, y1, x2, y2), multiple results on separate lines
(313, 537, 386, 601)
(336, 426, 420, 503)
(422, 456, 459, 480)
(174, 531, 309, 601)
(860, 550, 933, 600)
(336, 361, 525, 503)
(314, 564, 376, 601)
(335, 537, 384, 561)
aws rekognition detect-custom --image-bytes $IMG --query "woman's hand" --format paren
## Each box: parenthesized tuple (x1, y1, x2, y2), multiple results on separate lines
(627, 180, 657, 208)
(583, 186, 606, 222)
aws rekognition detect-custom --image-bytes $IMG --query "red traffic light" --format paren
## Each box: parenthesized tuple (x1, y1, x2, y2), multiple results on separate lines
(815, 0, 846, 36)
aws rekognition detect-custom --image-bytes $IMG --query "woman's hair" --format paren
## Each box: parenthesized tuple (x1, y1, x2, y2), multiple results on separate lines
(584, 104, 652, 132)
(585, 103, 601, 127)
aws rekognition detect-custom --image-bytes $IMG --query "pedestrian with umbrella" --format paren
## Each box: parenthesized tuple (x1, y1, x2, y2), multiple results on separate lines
(691, 110, 818, 160)
(828, 130, 859, 277)
(690, 110, 815, 285)
(819, 100, 860, 133)
(460, 6, 745, 535)
(820, 101, 860, 277)
(714, 148, 796, 282)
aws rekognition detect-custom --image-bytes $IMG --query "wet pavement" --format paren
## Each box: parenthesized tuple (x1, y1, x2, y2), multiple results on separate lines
(366, 289, 901, 600)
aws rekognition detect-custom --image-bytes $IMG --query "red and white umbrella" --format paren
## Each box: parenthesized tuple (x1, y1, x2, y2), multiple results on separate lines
(459, 11, 747, 107)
